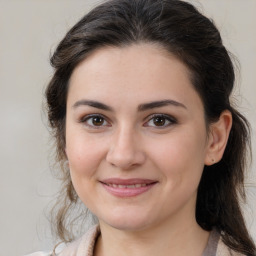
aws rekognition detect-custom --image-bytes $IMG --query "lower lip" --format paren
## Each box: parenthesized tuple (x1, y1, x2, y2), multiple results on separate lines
(101, 183, 157, 197)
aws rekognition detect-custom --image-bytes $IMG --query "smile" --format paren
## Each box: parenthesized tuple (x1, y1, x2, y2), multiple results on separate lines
(100, 178, 158, 197)
(105, 183, 148, 188)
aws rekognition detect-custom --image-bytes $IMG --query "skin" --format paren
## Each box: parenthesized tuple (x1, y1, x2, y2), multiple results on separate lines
(65, 44, 232, 256)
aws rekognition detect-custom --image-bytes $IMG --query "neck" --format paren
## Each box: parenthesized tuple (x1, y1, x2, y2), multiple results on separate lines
(94, 215, 210, 256)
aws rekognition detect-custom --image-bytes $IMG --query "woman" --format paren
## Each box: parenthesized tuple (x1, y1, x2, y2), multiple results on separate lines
(29, 0, 256, 255)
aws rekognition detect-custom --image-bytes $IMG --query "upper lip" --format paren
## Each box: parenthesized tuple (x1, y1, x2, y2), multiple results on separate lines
(100, 178, 157, 185)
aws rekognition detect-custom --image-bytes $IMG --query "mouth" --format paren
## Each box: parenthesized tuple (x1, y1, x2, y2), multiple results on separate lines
(100, 178, 158, 197)
(105, 183, 148, 188)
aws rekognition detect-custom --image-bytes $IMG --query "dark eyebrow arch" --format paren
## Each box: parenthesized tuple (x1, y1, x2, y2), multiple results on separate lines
(72, 99, 186, 112)
(138, 100, 187, 111)
(72, 100, 113, 111)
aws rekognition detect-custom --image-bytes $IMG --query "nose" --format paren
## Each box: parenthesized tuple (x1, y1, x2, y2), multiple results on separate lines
(106, 127, 146, 170)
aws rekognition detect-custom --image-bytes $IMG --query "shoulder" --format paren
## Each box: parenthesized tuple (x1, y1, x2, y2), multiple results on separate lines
(24, 252, 52, 256)
(25, 225, 100, 256)
(58, 225, 100, 256)
(205, 228, 246, 256)
(217, 237, 246, 256)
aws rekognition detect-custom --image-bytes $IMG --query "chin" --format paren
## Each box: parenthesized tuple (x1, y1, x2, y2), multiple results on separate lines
(108, 221, 151, 232)
(98, 211, 154, 231)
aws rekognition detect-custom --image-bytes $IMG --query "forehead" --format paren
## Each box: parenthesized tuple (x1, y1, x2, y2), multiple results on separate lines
(68, 44, 202, 112)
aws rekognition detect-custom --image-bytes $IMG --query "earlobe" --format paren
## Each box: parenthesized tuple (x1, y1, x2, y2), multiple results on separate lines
(205, 110, 232, 166)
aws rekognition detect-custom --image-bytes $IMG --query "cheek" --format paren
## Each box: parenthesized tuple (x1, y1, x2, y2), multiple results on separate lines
(65, 131, 107, 178)
(65, 134, 107, 205)
(153, 131, 205, 161)
(149, 128, 207, 181)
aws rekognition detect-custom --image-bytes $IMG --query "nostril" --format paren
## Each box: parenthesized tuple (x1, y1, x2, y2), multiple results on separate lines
(106, 149, 146, 169)
(106, 133, 146, 168)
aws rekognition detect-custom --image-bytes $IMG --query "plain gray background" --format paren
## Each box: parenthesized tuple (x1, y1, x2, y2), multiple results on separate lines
(0, 1, 255, 255)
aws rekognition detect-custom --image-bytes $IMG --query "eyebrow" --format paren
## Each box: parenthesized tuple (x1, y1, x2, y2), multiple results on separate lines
(73, 100, 113, 111)
(72, 99, 186, 111)
(138, 99, 187, 111)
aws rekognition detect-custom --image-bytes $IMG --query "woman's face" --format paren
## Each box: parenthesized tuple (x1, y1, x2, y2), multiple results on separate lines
(65, 44, 211, 231)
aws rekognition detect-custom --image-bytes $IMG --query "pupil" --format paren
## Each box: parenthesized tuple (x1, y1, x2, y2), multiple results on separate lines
(93, 116, 104, 126)
(153, 117, 165, 126)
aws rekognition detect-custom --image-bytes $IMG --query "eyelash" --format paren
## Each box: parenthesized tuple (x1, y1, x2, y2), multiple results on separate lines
(80, 114, 110, 129)
(79, 113, 177, 129)
(144, 114, 177, 128)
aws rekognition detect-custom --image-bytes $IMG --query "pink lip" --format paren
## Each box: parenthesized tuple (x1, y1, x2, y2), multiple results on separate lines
(100, 178, 158, 198)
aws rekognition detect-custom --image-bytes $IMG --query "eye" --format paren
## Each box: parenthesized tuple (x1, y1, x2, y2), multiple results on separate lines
(80, 114, 110, 128)
(144, 114, 177, 128)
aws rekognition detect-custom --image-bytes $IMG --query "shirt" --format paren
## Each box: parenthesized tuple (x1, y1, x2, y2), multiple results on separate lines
(26, 225, 245, 256)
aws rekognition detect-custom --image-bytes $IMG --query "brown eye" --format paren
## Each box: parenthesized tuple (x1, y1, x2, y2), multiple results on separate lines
(92, 116, 104, 126)
(82, 114, 109, 128)
(153, 116, 166, 126)
(144, 114, 177, 128)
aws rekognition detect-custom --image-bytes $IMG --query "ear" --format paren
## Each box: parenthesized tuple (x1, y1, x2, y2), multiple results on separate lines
(204, 110, 232, 166)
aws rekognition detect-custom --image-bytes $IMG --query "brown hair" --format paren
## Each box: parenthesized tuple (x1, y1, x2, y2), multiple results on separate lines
(46, 0, 256, 254)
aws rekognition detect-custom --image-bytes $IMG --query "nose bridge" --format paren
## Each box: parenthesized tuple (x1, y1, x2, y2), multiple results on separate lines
(116, 125, 135, 151)
(106, 124, 145, 169)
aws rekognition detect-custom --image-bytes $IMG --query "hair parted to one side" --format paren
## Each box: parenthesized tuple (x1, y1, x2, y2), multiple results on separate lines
(46, 0, 256, 255)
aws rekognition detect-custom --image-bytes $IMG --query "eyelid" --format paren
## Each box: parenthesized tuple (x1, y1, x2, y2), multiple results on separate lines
(78, 113, 177, 129)
(79, 114, 111, 128)
(143, 113, 177, 128)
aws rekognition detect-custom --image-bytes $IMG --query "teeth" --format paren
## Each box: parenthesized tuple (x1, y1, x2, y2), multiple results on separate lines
(126, 185, 135, 188)
(107, 183, 148, 188)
